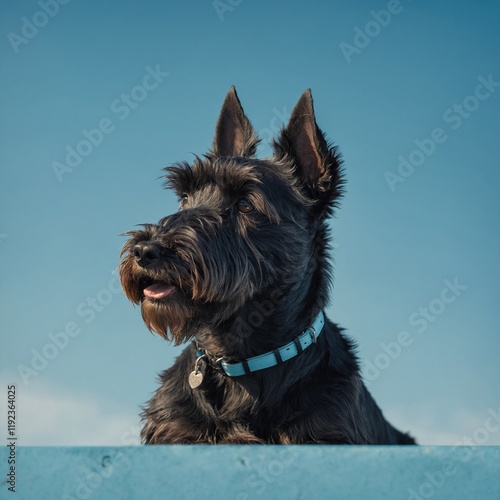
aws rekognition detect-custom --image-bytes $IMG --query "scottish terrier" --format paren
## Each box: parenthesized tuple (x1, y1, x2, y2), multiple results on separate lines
(119, 87, 416, 444)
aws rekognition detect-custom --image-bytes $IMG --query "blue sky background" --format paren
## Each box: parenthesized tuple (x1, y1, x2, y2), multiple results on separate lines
(1, 0, 499, 446)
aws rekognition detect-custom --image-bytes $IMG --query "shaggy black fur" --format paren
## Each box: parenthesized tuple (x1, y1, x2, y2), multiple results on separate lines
(119, 87, 416, 444)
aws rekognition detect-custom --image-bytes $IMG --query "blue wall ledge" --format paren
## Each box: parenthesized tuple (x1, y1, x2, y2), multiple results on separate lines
(1, 446, 499, 499)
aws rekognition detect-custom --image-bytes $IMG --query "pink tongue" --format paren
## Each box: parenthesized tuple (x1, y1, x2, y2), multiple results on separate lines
(143, 284, 175, 299)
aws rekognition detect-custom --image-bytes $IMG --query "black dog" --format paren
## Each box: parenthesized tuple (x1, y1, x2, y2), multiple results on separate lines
(119, 87, 416, 444)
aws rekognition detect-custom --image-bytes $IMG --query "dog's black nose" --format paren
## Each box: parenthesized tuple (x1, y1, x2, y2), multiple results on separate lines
(133, 243, 161, 267)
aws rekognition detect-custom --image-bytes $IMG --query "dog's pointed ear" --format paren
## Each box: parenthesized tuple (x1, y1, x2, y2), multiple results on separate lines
(274, 90, 343, 208)
(211, 86, 259, 158)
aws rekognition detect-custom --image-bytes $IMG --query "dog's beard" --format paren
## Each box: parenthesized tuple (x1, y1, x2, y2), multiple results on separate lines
(140, 291, 195, 344)
(119, 255, 193, 343)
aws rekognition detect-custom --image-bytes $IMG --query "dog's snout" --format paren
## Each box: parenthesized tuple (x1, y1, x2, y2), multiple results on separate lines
(133, 242, 162, 267)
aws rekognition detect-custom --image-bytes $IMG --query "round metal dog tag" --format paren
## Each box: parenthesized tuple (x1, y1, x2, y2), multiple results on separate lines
(188, 370, 203, 389)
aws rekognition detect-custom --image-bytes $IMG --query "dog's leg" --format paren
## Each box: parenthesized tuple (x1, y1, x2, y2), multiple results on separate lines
(219, 430, 265, 444)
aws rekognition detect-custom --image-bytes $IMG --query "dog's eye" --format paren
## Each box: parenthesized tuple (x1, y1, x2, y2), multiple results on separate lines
(237, 198, 253, 213)
(180, 195, 188, 208)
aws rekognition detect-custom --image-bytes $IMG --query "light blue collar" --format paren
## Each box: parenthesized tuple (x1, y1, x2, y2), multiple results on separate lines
(196, 311, 325, 377)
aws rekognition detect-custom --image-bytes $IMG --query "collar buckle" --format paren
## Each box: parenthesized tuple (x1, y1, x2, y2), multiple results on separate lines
(308, 325, 317, 343)
(196, 345, 226, 373)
